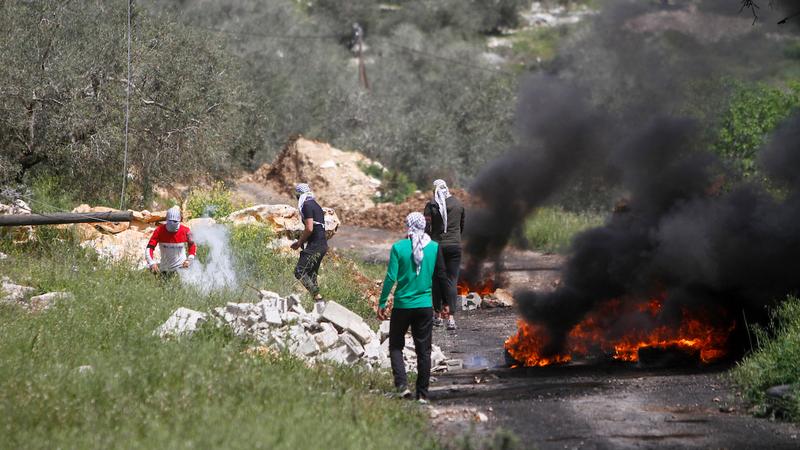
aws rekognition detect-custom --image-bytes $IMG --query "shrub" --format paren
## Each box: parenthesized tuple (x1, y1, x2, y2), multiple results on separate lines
(185, 182, 243, 219)
(713, 81, 800, 177)
(732, 296, 800, 420)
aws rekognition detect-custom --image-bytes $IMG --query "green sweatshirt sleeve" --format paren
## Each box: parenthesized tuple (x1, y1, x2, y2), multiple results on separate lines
(379, 244, 399, 308)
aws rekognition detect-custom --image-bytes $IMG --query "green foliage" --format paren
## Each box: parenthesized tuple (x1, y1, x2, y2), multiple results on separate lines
(0, 239, 433, 448)
(360, 162, 418, 204)
(713, 81, 800, 177)
(29, 175, 77, 213)
(0, 1, 253, 207)
(732, 296, 800, 420)
(185, 181, 242, 219)
(523, 207, 606, 253)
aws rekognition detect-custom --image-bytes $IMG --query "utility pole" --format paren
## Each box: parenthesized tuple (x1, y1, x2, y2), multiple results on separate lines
(353, 23, 369, 91)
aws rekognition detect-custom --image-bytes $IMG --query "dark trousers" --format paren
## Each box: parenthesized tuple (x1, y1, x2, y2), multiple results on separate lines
(294, 242, 327, 297)
(432, 244, 461, 315)
(389, 307, 433, 399)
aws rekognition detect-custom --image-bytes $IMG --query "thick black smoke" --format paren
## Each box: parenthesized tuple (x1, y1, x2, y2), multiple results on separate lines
(464, 0, 800, 356)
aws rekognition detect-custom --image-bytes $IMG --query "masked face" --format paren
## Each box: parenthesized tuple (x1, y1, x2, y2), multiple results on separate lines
(165, 220, 180, 233)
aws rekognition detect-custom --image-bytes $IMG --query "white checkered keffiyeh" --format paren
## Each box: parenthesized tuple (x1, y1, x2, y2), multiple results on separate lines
(406, 212, 431, 275)
(433, 179, 452, 234)
(295, 183, 314, 220)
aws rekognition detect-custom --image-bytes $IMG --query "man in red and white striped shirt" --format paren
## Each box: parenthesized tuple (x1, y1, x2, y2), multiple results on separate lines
(145, 206, 196, 273)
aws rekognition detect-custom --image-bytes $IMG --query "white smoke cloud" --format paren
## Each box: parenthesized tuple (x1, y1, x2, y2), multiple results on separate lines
(179, 220, 237, 293)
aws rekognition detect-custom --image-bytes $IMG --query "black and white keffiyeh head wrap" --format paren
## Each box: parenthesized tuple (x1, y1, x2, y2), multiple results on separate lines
(433, 179, 451, 234)
(295, 183, 314, 220)
(406, 212, 431, 275)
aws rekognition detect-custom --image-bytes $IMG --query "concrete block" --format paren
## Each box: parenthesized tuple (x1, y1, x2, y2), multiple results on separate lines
(314, 326, 339, 351)
(258, 290, 282, 301)
(445, 359, 463, 370)
(154, 307, 208, 338)
(286, 294, 301, 310)
(282, 311, 300, 323)
(291, 303, 307, 315)
(318, 345, 356, 365)
(263, 307, 283, 326)
(339, 333, 365, 357)
(363, 339, 382, 360)
(347, 320, 374, 344)
(297, 336, 320, 356)
(466, 292, 482, 309)
(321, 301, 363, 331)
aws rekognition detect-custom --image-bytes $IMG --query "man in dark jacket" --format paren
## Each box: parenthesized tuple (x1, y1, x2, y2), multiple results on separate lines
(424, 179, 465, 331)
(291, 183, 328, 313)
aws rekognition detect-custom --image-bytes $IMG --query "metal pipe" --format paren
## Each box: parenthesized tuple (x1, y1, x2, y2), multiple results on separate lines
(0, 211, 133, 227)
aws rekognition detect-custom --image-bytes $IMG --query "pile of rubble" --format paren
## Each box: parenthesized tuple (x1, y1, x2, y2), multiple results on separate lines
(458, 288, 515, 311)
(225, 204, 340, 248)
(156, 292, 458, 372)
(0, 277, 74, 311)
(253, 136, 383, 212)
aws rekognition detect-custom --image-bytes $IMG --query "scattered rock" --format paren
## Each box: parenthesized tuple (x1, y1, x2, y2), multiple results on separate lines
(27, 291, 74, 311)
(0, 252, 8, 260)
(0, 200, 34, 244)
(77, 365, 94, 374)
(0, 280, 35, 304)
(475, 412, 489, 423)
(155, 307, 208, 338)
(766, 384, 796, 418)
(226, 204, 340, 242)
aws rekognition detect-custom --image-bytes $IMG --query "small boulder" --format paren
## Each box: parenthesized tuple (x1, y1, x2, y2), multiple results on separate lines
(155, 307, 208, 338)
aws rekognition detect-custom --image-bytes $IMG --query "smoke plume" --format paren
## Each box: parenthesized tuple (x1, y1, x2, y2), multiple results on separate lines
(179, 221, 238, 293)
(464, 0, 800, 356)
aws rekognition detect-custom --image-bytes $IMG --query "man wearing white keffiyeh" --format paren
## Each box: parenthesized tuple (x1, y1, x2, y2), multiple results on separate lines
(424, 179, 466, 331)
(290, 183, 328, 311)
(406, 212, 431, 274)
(378, 212, 449, 402)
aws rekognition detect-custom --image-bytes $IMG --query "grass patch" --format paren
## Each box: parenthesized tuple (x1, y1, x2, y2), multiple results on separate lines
(0, 239, 435, 448)
(522, 207, 605, 253)
(732, 296, 800, 419)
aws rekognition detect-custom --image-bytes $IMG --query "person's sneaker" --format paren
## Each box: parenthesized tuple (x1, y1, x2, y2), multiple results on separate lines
(433, 317, 444, 327)
(395, 387, 413, 399)
(417, 397, 430, 405)
(446, 317, 457, 331)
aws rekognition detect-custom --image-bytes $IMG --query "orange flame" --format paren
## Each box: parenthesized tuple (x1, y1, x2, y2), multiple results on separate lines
(505, 296, 734, 367)
(457, 278, 496, 296)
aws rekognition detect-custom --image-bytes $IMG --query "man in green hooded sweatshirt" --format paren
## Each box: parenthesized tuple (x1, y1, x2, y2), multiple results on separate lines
(378, 212, 449, 402)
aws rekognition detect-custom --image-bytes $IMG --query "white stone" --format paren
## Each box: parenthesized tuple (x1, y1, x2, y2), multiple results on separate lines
(288, 324, 307, 343)
(282, 311, 300, 323)
(431, 347, 446, 367)
(258, 290, 282, 301)
(379, 320, 391, 342)
(0, 252, 7, 260)
(314, 326, 339, 351)
(297, 336, 320, 356)
(363, 339, 382, 360)
(155, 307, 208, 338)
(320, 159, 337, 169)
(338, 333, 365, 357)
(27, 291, 74, 310)
(291, 302, 307, 316)
(476, 412, 489, 423)
(347, 320, 374, 344)
(321, 301, 363, 331)
(77, 365, 94, 374)
(262, 306, 283, 326)
(1, 281, 35, 303)
(318, 345, 356, 365)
